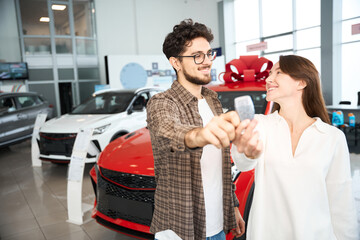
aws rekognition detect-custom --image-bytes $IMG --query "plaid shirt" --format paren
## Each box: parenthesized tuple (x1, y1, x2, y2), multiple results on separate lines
(147, 81, 239, 240)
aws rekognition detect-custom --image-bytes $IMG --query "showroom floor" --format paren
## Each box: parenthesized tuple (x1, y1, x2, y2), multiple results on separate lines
(0, 140, 359, 240)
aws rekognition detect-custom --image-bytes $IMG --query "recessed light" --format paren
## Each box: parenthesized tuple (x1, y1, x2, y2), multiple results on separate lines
(39, 17, 50, 22)
(52, 4, 66, 10)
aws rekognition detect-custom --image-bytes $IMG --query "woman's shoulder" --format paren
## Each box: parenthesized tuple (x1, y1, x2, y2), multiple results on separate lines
(313, 118, 347, 139)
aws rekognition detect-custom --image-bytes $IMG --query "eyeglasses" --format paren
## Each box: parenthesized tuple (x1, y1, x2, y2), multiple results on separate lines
(175, 50, 217, 65)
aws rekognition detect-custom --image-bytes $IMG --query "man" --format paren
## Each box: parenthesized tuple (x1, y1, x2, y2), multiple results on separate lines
(147, 19, 245, 240)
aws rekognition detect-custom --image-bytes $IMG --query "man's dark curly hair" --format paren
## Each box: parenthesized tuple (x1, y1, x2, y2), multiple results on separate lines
(163, 19, 214, 60)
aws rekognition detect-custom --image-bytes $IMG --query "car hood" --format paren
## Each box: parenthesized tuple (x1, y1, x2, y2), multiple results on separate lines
(97, 127, 155, 176)
(40, 113, 119, 133)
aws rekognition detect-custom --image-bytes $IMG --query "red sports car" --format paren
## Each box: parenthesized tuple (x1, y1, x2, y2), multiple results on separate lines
(90, 81, 272, 239)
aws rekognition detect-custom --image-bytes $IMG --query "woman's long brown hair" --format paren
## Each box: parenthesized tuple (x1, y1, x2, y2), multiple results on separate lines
(271, 55, 331, 124)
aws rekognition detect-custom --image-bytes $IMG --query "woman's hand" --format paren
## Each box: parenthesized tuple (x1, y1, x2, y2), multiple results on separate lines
(233, 119, 263, 159)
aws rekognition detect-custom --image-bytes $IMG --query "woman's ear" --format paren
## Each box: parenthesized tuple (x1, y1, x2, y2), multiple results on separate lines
(297, 80, 307, 90)
(169, 57, 180, 72)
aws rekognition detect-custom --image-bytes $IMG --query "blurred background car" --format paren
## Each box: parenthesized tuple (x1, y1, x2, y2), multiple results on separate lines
(37, 87, 163, 163)
(89, 81, 272, 240)
(0, 91, 53, 148)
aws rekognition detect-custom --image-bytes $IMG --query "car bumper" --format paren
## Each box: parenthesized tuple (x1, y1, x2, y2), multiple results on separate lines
(38, 132, 101, 163)
(91, 165, 155, 238)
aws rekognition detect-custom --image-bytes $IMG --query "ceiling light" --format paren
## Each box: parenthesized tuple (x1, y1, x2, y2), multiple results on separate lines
(39, 17, 50, 22)
(52, 4, 66, 10)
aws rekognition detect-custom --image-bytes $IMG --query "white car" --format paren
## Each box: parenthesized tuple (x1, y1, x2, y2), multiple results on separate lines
(37, 87, 162, 163)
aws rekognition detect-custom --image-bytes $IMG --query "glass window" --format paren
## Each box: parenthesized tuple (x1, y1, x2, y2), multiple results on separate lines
(235, 39, 262, 56)
(342, 42, 360, 105)
(342, 18, 360, 43)
(264, 34, 293, 53)
(28, 69, 54, 81)
(19, 0, 50, 35)
(78, 67, 99, 80)
(263, 51, 293, 65)
(78, 81, 100, 103)
(342, 0, 360, 20)
(296, 27, 320, 49)
(297, 48, 321, 73)
(234, 0, 260, 41)
(262, 0, 293, 37)
(17, 96, 38, 108)
(296, 0, 320, 29)
(73, 0, 95, 37)
(24, 38, 51, 55)
(0, 97, 17, 112)
(52, 4, 70, 35)
(55, 38, 72, 54)
(76, 39, 96, 55)
(28, 83, 57, 114)
(58, 68, 74, 80)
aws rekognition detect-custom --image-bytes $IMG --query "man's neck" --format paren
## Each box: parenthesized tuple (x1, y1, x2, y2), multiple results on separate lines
(178, 77, 203, 99)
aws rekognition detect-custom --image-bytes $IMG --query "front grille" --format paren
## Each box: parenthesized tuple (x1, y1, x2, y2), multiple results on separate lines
(39, 132, 77, 157)
(96, 167, 155, 226)
(100, 167, 156, 189)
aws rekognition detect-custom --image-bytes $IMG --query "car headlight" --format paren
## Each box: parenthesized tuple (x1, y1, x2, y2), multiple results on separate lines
(231, 163, 240, 182)
(93, 124, 111, 135)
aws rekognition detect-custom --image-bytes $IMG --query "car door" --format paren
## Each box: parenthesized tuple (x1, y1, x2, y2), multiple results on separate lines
(0, 96, 29, 145)
(15, 95, 41, 136)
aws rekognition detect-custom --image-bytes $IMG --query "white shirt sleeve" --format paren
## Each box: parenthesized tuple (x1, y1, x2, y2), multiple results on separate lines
(231, 114, 265, 172)
(326, 131, 360, 239)
(231, 144, 259, 171)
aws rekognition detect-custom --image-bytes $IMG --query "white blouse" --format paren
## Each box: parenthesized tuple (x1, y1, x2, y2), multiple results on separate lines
(231, 111, 359, 240)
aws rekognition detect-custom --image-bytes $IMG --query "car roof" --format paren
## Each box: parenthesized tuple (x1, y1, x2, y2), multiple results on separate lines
(93, 87, 164, 96)
(0, 91, 40, 97)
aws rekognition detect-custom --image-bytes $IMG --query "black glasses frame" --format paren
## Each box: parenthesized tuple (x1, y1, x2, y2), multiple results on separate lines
(175, 50, 217, 65)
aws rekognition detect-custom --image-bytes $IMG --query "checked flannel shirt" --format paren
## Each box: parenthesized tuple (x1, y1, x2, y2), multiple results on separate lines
(146, 80, 239, 240)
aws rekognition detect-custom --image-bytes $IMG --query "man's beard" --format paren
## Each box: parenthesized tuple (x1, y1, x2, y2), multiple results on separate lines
(183, 68, 212, 85)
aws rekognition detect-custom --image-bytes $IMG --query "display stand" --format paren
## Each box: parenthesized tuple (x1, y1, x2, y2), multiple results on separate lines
(66, 128, 98, 225)
(31, 113, 47, 167)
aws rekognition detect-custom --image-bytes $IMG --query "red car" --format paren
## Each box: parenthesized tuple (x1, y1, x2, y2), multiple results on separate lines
(90, 81, 272, 240)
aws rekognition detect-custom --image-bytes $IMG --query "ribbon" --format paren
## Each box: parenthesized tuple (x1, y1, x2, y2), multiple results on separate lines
(221, 55, 273, 83)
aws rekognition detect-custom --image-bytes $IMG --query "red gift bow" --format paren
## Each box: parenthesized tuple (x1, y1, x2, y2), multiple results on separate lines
(221, 55, 273, 83)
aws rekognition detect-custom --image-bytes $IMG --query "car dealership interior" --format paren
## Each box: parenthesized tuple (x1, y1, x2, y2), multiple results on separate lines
(0, 0, 360, 239)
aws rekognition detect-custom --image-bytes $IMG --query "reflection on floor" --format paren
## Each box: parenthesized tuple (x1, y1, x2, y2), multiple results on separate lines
(0, 140, 359, 240)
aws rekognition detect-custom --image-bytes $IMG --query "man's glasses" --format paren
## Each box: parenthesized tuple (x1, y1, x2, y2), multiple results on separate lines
(175, 50, 217, 65)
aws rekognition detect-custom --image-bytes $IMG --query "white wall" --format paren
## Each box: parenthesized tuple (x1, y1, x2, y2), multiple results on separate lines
(94, 0, 220, 84)
(0, 0, 21, 62)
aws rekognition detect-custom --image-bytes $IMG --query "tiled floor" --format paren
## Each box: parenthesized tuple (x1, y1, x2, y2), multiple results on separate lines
(0, 140, 359, 240)
(0, 140, 136, 240)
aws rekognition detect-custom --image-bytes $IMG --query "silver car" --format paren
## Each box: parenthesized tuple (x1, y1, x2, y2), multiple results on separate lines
(0, 92, 53, 148)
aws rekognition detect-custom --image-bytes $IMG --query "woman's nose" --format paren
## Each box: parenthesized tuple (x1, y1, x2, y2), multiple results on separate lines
(265, 75, 273, 83)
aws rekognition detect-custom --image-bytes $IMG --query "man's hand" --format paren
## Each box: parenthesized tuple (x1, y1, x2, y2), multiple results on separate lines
(231, 207, 245, 238)
(232, 119, 263, 159)
(185, 111, 240, 148)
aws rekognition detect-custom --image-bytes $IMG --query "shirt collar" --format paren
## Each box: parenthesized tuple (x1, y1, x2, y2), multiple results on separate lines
(271, 111, 327, 134)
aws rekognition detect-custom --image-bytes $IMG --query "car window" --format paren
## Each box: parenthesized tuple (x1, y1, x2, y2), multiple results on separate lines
(17, 96, 39, 108)
(0, 97, 17, 112)
(132, 93, 149, 111)
(71, 92, 134, 114)
(217, 91, 267, 113)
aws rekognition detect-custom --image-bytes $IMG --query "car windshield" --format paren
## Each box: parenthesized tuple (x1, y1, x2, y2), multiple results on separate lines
(217, 91, 267, 113)
(71, 92, 134, 114)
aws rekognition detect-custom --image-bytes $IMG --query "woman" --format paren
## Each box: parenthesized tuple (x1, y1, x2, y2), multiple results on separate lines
(231, 55, 359, 240)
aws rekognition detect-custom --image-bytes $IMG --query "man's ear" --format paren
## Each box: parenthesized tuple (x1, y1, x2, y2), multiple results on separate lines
(169, 57, 180, 72)
(297, 80, 307, 90)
